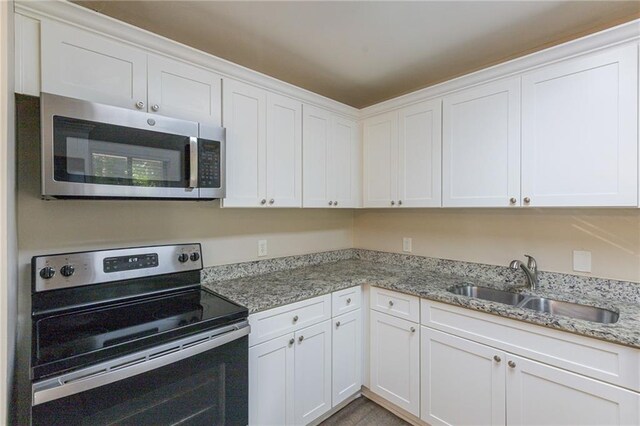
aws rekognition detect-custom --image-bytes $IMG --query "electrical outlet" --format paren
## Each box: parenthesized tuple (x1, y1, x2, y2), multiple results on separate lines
(403, 237, 412, 253)
(573, 250, 591, 273)
(258, 240, 268, 257)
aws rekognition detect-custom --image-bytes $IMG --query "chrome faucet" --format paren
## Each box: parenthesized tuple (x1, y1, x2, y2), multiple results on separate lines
(509, 255, 539, 290)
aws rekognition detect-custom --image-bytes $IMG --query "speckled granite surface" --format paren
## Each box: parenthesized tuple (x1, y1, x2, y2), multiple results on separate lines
(202, 251, 640, 348)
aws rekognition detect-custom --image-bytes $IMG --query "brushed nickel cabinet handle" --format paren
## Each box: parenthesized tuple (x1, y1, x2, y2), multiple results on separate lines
(508, 360, 516, 368)
(293, 315, 298, 323)
(523, 197, 531, 204)
(135, 101, 145, 109)
(289, 338, 294, 346)
(494, 355, 501, 363)
(298, 335, 304, 342)
(336, 321, 341, 327)
(509, 197, 517, 205)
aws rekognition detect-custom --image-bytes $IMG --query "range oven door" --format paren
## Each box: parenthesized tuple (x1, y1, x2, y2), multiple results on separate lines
(41, 92, 204, 199)
(32, 322, 249, 426)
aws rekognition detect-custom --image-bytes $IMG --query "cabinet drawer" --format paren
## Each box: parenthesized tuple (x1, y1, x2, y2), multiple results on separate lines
(370, 286, 420, 323)
(332, 286, 362, 316)
(421, 299, 640, 391)
(249, 295, 331, 346)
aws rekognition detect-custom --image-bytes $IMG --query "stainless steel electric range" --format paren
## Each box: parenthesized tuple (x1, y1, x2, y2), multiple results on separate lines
(30, 244, 249, 426)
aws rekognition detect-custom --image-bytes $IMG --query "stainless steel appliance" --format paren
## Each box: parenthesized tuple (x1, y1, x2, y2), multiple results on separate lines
(41, 93, 225, 199)
(30, 244, 248, 425)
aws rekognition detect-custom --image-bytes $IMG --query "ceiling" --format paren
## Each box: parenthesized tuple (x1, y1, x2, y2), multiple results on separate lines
(74, 1, 640, 109)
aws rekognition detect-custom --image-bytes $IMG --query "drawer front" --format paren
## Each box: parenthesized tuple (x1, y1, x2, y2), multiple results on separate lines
(249, 295, 331, 346)
(332, 286, 362, 316)
(370, 286, 420, 323)
(421, 299, 640, 391)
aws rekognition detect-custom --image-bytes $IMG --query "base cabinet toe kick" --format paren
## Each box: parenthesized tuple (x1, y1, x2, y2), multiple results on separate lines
(365, 288, 640, 426)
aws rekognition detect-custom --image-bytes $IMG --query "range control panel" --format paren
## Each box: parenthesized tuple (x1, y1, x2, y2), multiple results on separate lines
(32, 244, 203, 293)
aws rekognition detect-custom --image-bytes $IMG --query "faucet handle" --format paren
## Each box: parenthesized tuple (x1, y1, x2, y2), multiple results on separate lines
(524, 254, 537, 271)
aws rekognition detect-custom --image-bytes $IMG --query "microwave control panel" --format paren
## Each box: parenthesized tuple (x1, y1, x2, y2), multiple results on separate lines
(199, 140, 221, 189)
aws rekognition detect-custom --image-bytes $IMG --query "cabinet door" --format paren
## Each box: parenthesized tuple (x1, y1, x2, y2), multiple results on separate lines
(147, 55, 222, 125)
(421, 328, 506, 426)
(521, 45, 638, 207)
(266, 93, 302, 208)
(332, 310, 362, 407)
(249, 334, 295, 426)
(302, 105, 331, 207)
(363, 111, 398, 208)
(294, 320, 332, 425)
(222, 79, 267, 207)
(506, 354, 640, 426)
(330, 116, 359, 208)
(41, 20, 147, 110)
(442, 77, 521, 207)
(369, 310, 420, 416)
(398, 99, 442, 207)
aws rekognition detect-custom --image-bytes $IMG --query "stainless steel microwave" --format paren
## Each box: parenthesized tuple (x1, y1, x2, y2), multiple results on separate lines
(41, 93, 225, 200)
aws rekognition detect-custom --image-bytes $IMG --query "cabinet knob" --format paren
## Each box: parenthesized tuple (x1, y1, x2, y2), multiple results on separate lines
(328, 201, 333, 206)
(388, 300, 394, 307)
(523, 197, 531, 204)
(135, 101, 145, 109)
(508, 360, 516, 368)
(151, 104, 160, 111)
(494, 355, 501, 363)
(398, 200, 402, 206)
(334, 201, 338, 206)
(336, 321, 341, 327)
(260, 199, 267, 205)
(298, 335, 304, 342)
(269, 199, 275, 205)
(390, 200, 395, 206)
(509, 197, 517, 205)
(289, 338, 294, 346)
(346, 298, 351, 304)
(410, 327, 416, 333)
(293, 315, 299, 323)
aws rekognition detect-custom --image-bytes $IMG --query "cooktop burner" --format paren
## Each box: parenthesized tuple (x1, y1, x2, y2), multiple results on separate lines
(33, 287, 247, 379)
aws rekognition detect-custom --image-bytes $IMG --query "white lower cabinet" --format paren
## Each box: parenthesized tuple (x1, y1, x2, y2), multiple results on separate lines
(421, 327, 505, 426)
(249, 333, 295, 426)
(506, 354, 640, 426)
(293, 320, 332, 425)
(369, 310, 420, 416)
(249, 288, 362, 425)
(420, 326, 640, 426)
(332, 310, 362, 406)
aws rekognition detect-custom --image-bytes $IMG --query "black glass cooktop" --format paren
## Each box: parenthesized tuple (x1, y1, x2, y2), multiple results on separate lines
(32, 288, 247, 379)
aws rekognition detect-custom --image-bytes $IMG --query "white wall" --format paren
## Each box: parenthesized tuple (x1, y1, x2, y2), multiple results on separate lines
(0, 1, 17, 424)
(354, 209, 640, 283)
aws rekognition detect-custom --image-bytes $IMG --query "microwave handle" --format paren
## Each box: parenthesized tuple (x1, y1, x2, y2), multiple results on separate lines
(189, 137, 198, 189)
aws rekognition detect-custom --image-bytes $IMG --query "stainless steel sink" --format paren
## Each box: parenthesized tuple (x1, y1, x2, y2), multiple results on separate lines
(520, 297, 619, 324)
(449, 285, 526, 306)
(448, 285, 619, 324)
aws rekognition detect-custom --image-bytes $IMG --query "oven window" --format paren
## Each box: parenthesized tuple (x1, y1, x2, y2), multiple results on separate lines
(53, 116, 190, 188)
(32, 336, 248, 426)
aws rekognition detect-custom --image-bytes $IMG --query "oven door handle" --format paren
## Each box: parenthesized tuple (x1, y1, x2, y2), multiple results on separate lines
(32, 321, 249, 406)
(189, 136, 198, 189)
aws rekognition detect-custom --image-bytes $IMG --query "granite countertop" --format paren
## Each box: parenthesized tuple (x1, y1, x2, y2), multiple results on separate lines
(204, 259, 640, 349)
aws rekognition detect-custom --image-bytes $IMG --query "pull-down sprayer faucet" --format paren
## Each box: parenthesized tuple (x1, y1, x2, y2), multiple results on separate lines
(509, 255, 539, 290)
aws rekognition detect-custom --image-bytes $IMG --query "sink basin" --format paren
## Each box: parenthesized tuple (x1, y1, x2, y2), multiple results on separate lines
(448, 285, 619, 324)
(520, 297, 619, 324)
(449, 285, 526, 306)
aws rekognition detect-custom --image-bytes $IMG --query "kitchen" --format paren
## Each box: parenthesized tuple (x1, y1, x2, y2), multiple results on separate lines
(1, 0, 640, 425)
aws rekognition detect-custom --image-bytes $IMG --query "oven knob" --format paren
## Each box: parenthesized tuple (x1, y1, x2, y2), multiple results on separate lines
(60, 265, 75, 277)
(39, 267, 56, 280)
(178, 253, 189, 263)
(190, 252, 200, 262)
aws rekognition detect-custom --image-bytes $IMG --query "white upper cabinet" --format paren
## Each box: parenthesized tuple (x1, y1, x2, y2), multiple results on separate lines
(147, 55, 222, 125)
(398, 99, 442, 207)
(443, 77, 521, 207)
(266, 93, 303, 208)
(363, 111, 398, 207)
(521, 45, 638, 207)
(222, 79, 267, 207)
(222, 79, 302, 208)
(303, 105, 360, 208)
(40, 20, 222, 124)
(364, 101, 442, 208)
(41, 20, 147, 110)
